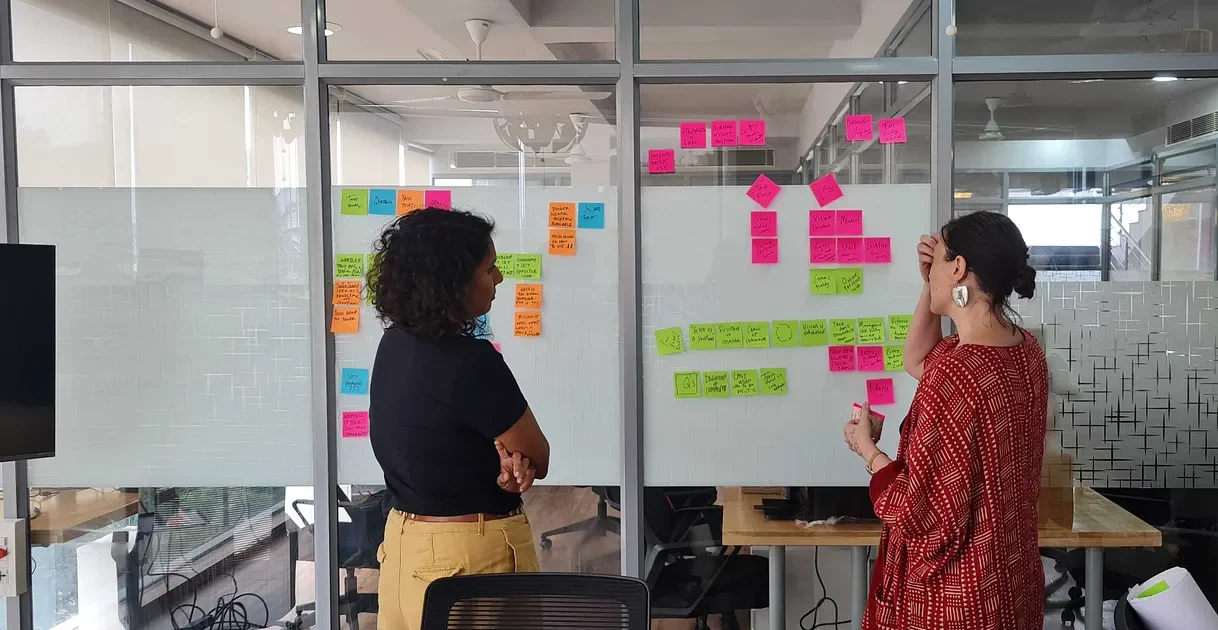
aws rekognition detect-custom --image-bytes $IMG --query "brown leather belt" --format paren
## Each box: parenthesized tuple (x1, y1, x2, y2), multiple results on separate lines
(401, 506, 524, 523)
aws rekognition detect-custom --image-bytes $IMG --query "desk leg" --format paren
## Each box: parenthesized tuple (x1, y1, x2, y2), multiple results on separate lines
(1085, 548, 1103, 630)
(770, 545, 785, 630)
(851, 547, 867, 630)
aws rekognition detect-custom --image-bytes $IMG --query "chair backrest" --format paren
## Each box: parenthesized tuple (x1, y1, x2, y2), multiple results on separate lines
(421, 573, 650, 629)
(338, 489, 390, 567)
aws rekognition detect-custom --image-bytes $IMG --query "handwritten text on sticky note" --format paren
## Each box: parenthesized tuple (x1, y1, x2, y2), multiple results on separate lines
(656, 327, 685, 356)
(341, 189, 368, 215)
(578, 202, 605, 229)
(369, 189, 397, 215)
(751, 211, 778, 237)
(330, 307, 360, 334)
(810, 173, 844, 207)
(865, 237, 892, 263)
(341, 411, 369, 438)
(888, 315, 912, 341)
(845, 114, 874, 142)
(867, 378, 896, 405)
(752, 238, 779, 264)
(703, 371, 730, 398)
(837, 237, 864, 264)
(809, 210, 836, 236)
(836, 268, 864, 295)
(829, 319, 857, 345)
(515, 283, 542, 309)
(690, 324, 717, 350)
(829, 346, 857, 372)
(680, 122, 707, 148)
(341, 368, 369, 395)
(884, 345, 905, 372)
(496, 253, 516, 278)
(333, 280, 362, 305)
(515, 255, 542, 280)
(648, 149, 675, 174)
(858, 318, 886, 344)
(549, 202, 576, 228)
(711, 120, 737, 146)
(731, 370, 759, 396)
(801, 320, 827, 346)
(810, 238, 837, 264)
(514, 311, 541, 337)
(336, 254, 364, 278)
(836, 210, 863, 236)
(810, 270, 837, 295)
(759, 367, 787, 395)
(743, 321, 771, 348)
(878, 118, 907, 144)
(396, 190, 424, 215)
(858, 346, 885, 372)
(548, 229, 576, 256)
(675, 372, 701, 398)
(738, 119, 766, 146)
(425, 189, 452, 210)
(746, 174, 780, 208)
(717, 323, 744, 348)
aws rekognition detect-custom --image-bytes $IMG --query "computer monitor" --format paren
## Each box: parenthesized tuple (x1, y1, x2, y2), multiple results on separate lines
(0, 243, 56, 461)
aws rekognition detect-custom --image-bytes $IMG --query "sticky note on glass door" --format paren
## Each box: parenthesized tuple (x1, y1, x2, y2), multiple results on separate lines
(515, 284, 542, 309)
(888, 315, 912, 341)
(809, 210, 836, 236)
(845, 114, 874, 142)
(772, 320, 799, 347)
(837, 238, 864, 264)
(731, 370, 759, 396)
(675, 372, 701, 398)
(514, 311, 541, 337)
(810, 173, 843, 207)
(514, 255, 542, 280)
(648, 149, 675, 174)
(829, 319, 857, 345)
(702, 371, 730, 398)
(716, 323, 744, 348)
(655, 327, 685, 355)
(800, 320, 827, 346)
(739, 120, 766, 146)
(577, 202, 605, 229)
(746, 174, 780, 208)
(828, 346, 856, 372)
(397, 190, 424, 215)
(836, 268, 864, 294)
(810, 270, 837, 295)
(333, 280, 362, 305)
(496, 253, 516, 278)
(759, 368, 787, 395)
(865, 237, 892, 263)
(689, 324, 717, 350)
(340, 368, 369, 395)
(750, 211, 777, 237)
(711, 120, 737, 146)
(743, 321, 771, 348)
(341, 189, 368, 215)
(548, 229, 576, 256)
(752, 238, 778, 264)
(330, 307, 360, 334)
(858, 346, 885, 372)
(810, 238, 837, 264)
(680, 122, 707, 148)
(884, 345, 905, 371)
(425, 189, 452, 210)
(857, 318, 886, 344)
(369, 189, 397, 215)
(878, 118, 907, 144)
(341, 411, 369, 438)
(836, 210, 863, 235)
(549, 202, 576, 228)
(867, 378, 896, 405)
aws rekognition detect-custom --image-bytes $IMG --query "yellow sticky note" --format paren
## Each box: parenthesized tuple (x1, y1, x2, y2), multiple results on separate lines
(884, 345, 905, 372)
(396, 190, 424, 215)
(656, 327, 685, 355)
(514, 311, 541, 337)
(731, 370, 759, 396)
(717, 323, 744, 349)
(548, 229, 577, 256)
(333, 280, 362, 306)
(674, 372, 701, 398)
(330, 307, 360, 334)
(515, 284, 543, 309)
(515, 255, 542, 280)
(548, 202, 576, 228)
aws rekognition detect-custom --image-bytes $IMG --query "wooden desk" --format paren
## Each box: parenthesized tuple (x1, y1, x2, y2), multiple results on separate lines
(9, 489, 142, 545)
(721, 487, 1161, 630)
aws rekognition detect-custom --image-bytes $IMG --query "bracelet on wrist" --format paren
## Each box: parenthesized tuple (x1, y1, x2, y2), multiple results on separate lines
(865, 450, 886, 475)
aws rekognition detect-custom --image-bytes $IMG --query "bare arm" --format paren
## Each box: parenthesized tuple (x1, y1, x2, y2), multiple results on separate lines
(495, 407, 550, 479)
(903, 283, 943, 381)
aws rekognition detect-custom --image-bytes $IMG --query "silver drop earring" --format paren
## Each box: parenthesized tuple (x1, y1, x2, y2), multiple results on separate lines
(952, 285, 969, 308)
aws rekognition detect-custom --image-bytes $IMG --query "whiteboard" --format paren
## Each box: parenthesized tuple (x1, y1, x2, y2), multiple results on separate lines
(642, 184, 933, 486)
(332, 187, 621, 486)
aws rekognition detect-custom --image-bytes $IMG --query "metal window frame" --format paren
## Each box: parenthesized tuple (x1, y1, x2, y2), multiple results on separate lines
(4, 0, 1218, 626)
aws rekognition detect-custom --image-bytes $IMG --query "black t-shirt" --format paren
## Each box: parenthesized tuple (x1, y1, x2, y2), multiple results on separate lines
(369, 328, 528, 516)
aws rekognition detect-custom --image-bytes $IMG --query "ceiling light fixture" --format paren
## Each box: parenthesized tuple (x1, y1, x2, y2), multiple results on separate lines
(287, 23, 341, 36)
(1152, 75, 1179, 82)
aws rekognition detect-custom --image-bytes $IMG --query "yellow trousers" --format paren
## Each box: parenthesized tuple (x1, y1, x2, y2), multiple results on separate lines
(376, 510, 540, 630)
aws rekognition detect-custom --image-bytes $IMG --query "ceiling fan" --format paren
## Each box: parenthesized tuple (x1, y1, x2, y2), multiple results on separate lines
(979, 97, 1006, 141)
(391, 20, 613, 109)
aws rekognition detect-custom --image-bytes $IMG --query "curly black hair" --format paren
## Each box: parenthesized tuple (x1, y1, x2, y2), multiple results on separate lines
(368, 207, 495, 338)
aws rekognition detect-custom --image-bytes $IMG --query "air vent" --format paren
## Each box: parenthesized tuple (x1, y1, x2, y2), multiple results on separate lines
(1167, 111, 1218, 145)
(448, 151, 572, 169)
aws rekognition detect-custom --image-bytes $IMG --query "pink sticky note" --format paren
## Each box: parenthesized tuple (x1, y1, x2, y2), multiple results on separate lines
(858, 346, 885, 372)
(867, 378, 896, 406)
(810, 173, 843, 207)
(809, 210, 836, 236)
(341, 411, 369, 438)
(836, 210, 863, 236)
(853, 402, 886, 421)
(492, 342, 502, 353)
(751, 211, 778, 237)
(711, 120, 737, 147)
(648, 149, 675, 174)
(680, 122, 707, 149)
(865, 237, 892, 264)
(837, 237, 864, 264)
(752, 238, 778, 264)
(739, 119, 766, 146)
(746, 174, 780, 208)
(845, 114, 874, 142)
(878, 118, 907, 144)
(810, 238, 837, 264)
(425, 190, 452, 210)
(829, 346, 857, 372)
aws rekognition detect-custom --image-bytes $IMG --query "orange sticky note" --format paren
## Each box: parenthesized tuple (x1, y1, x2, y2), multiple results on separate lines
(514, 311, 541, 337)
(330, 307, 360, 334)
(515, 283, 543, 309)
(548, 229, 576, 256)
(333, 280, 362, 305)
(396, 190, 424, 215)
(548, 202, 576, 228)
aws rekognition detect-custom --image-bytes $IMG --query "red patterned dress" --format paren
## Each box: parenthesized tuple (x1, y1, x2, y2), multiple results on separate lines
(864, 330, 1049, 630)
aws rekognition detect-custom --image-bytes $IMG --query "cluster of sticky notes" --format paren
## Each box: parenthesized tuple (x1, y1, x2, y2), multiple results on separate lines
(843, 115, 908, 145)
(341, 410, 369, 438)
(501, 252, 545, 337)
(340, 368, 369, 395)
(332, 255, 369, 333)
(657, 319, 849, 355)
(547, 200, 606, 257)
(674, 367, 787, 398)
(809, 268, 864, 295)
(496, 253, 542, 280)
(678, 119, 767, 149)
(340, 188, 451, 216)
(820, 315, 912, 374)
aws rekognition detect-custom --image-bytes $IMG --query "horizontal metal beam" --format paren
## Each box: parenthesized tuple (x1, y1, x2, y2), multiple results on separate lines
(0, 62, 303, 85)
(634, 57, 938, 83)
(954, 53, 1218, 81)
(318, 62, 620, 85)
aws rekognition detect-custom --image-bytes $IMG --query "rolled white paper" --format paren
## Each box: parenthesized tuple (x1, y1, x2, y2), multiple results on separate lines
(1127, 567, 1218, 630)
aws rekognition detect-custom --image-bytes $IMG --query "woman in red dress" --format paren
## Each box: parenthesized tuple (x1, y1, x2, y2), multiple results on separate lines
(843, 211, 1049, 630)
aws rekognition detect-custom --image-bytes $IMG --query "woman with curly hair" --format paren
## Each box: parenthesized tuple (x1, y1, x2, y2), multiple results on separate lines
(367, 207, 550, 630)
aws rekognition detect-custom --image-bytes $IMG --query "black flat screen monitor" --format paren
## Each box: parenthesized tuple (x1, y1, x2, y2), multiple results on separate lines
(0, 243, 55, 461)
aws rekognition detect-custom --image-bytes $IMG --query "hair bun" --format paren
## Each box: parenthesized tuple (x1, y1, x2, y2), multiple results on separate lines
(1013, 265, 1036, 299)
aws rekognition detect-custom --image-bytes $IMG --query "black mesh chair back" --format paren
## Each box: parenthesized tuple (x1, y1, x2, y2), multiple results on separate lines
(421, 573, 650, 630)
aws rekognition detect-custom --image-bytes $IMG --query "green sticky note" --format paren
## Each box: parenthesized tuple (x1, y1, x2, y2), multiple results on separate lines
(515, 255, 542, 280)
(340, 189, 369, 215)
(656, 327, 685, 356)
(836, 268, 864, 295)
(884, 345, 905, 372)
(675, 371, 700, 398)
(743, 322, 771, 348)
(829, 319, 857, 345)
(810, 269, 837, 295)
(1137, 580, 1170, 599)
(800, 320, 827, 346)
(858, 318, 886, 344)
(731, 370, 759, 396)
(759, 368, 788, 395)
(703, 371, 730, 398)
(717, 323, 744, 349)
(772, 320, 799, 347)
(496, 253, 516, 278)
(888, 315, 913, 342)
(335, 253, 365, 278)
(690, 324, 717, 350)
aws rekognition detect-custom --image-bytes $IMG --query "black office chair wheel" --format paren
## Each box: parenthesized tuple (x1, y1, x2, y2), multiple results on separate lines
(1062, 608, 1076, 626)
(1069, 586, 1083, 599)
(539, 537, 553, 550)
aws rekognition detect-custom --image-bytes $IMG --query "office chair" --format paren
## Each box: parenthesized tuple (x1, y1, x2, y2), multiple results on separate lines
(644, 488, 769, 630)
(288, 488, 389, 630)
(539, 486, 620, 550)
(420, 573, 650, 629)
